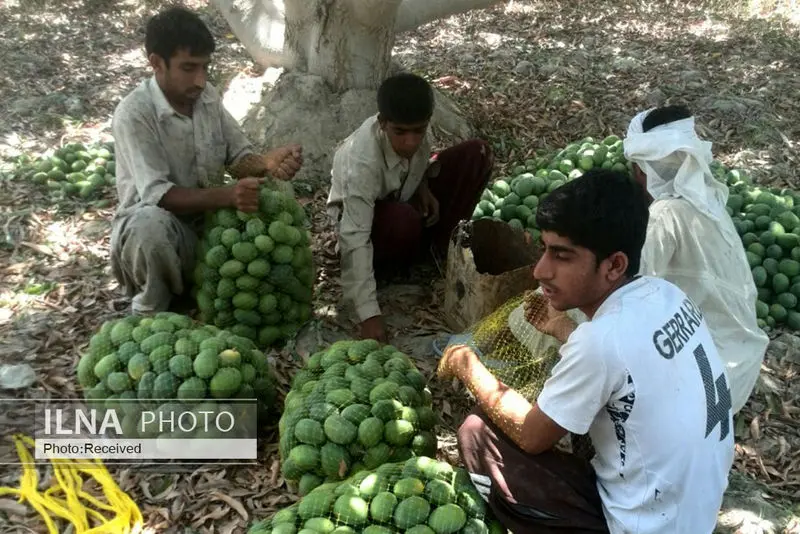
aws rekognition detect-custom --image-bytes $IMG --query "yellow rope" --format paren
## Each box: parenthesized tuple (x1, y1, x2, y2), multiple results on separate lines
(0, 434, 144, 533)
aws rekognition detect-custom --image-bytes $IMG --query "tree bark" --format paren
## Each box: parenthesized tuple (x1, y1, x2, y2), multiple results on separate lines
(394, 0, 505, 33)
(212, 0, 504, 85)
(212, 0, 482, 184)
(284, 0, 403, 91)
(209, 0, 288, 67)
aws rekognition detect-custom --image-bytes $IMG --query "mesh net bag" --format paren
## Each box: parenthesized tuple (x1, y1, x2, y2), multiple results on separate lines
(444, 289, 595, 459)
(448, 289, 587, 401)
(192, 178, 315, 347)
(278, 339, 439, 495)
(247, 456, 508, 534)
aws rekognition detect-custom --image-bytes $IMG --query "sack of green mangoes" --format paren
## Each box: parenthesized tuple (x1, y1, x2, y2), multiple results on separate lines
(278, 339, 439, 495)
(75, 311, 279, 429)
(247, 456, 508, 534)
(193, 178, 315, 347)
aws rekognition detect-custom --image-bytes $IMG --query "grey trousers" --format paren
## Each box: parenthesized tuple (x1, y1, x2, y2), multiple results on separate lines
(110, 206, 198, 315)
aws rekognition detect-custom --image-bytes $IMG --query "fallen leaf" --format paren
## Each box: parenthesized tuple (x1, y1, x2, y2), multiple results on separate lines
(750, 415, 762, 441)
(211, 491, 249, 521)
(0, 498, 29, 516)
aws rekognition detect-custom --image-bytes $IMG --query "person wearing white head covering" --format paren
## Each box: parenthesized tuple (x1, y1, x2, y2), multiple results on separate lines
(624, 105, 768, 414)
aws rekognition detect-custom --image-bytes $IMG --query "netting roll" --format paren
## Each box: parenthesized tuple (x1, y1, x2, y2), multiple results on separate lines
(451, 289, 583, 401)
(446, 289, 594, 459)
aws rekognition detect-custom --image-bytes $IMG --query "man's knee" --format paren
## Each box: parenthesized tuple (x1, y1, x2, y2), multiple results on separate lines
(464, 138, 492, 156)
(127, 205, 177, 233)
(449, 139, 493, 163)
(372, 201, 423, 252)
(122, 206, 185, 251)
(114, 206, 193, 276)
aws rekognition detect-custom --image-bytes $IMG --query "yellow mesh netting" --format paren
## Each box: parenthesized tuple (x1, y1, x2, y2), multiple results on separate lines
(451, 290, 595, 458)
(459, 291, 565, 401)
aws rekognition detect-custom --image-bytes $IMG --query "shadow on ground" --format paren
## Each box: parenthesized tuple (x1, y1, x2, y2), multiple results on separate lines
(396, 0, 800, 186)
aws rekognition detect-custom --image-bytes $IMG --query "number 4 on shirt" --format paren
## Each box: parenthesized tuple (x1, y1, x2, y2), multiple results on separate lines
(693, 343, 733, 441)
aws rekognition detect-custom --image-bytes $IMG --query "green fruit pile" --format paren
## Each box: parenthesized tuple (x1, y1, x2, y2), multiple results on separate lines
(248, 456, 507, 534)
(723, 167, 800, 333)
(16, 140, 117, 200)
(477, 133, 800, 335)
(278, 339, 439, 495)
(193, 181, 314, 346)
(75, 311, 278, 428)
(472, 135, 630, 241)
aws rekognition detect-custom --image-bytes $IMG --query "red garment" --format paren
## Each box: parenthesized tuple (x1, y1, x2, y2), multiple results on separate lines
(371, 139, 493, 267)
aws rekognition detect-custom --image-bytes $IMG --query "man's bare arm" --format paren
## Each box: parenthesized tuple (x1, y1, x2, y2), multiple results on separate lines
(439, 346, 567, 454)
(229, 153, 270, 179)
(158, 186, 234, 215)
(228, 146, 303, 181)
(158, 177, 264, 215)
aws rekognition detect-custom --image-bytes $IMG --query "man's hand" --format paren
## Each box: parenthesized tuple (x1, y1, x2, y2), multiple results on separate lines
(412, 182, 440, 227)
(360, 315, 387, 343)
(436, 345, 477, 381)
(265, 144, 303, 180)
(525, 295, 577, 344)
(419, 188, 439, 227)
(232, 177, 264, 212)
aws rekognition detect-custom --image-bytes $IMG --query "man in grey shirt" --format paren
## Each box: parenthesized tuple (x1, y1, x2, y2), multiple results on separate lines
(110, 6, 303, 315)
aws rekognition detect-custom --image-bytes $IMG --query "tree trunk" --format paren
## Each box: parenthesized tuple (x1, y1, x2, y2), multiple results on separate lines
(210, 0, 502, 185)
(394, 0, 504, 33)
(283, 0, 403, 91)
(210, 0, 288, 68)
(211, 0, 504, 86)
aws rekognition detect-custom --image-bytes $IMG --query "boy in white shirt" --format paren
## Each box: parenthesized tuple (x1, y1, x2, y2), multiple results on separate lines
(327, 73, 493, 342)
(440, 169, 735, 533)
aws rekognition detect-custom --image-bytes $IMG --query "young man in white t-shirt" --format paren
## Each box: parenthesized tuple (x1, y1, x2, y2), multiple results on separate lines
(439, 169, 735, 533)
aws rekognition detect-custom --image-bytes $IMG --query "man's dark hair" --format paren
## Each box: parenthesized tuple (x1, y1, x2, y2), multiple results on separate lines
(377, 73, 435, 124)
(642, 105, 692, 132)
(536, 169, 649, 276)
(145, 7, 215, 66)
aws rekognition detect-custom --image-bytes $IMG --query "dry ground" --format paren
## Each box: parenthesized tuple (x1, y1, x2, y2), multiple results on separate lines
(0, 0, 799, 532)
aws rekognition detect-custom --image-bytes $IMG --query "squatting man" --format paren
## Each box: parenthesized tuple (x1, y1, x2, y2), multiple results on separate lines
(110, 7, 303, 316)
(327, 73, 494, 342)
(439, 169, 735, 534)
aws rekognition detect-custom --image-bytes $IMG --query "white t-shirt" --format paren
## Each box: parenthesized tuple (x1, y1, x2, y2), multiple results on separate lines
(537, 276, 735, 534)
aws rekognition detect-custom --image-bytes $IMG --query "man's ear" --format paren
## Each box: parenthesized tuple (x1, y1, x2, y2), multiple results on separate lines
(377, 113, 387, 130)
(604, 251, 630, 282)
(148, 53, 165, 73)
(632, 163, 646, 182)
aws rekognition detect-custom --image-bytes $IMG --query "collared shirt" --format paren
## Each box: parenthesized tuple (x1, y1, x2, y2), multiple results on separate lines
(327, 114, 432, 322)
(110, 76, 254, 221)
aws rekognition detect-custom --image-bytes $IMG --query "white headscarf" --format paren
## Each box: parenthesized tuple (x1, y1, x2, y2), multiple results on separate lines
(623, 109, 730, 224)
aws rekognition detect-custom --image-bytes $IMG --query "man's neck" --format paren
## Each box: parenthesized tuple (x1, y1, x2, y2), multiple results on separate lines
(174, 101, 194, 117)
(579, 275, 638, 320)
(155, 77, 194, 117)
(168, 94, 193, 117)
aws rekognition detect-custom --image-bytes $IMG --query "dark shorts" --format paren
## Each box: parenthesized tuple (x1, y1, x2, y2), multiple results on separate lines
(457, 408, 609, 533)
